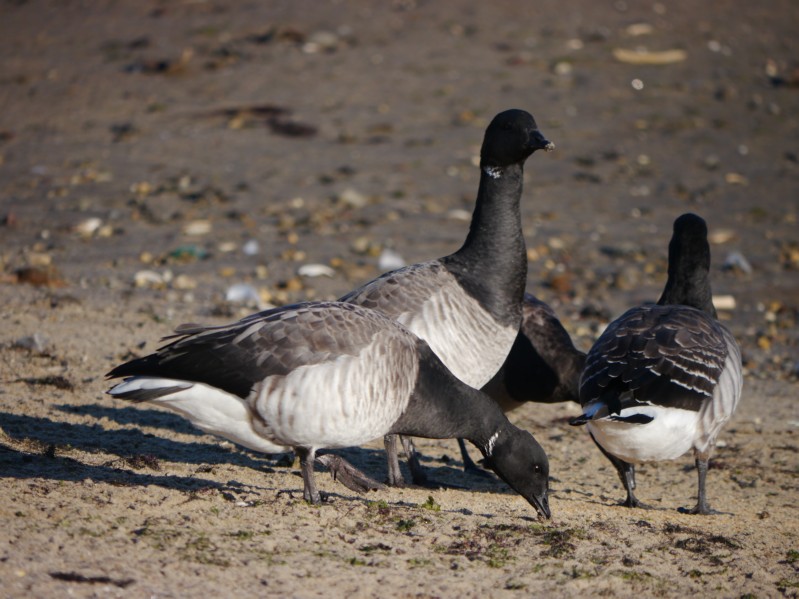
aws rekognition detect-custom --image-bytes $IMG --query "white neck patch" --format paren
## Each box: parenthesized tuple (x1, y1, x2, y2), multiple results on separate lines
(485, 430, 500, 457)
(482, 165, 503, 179)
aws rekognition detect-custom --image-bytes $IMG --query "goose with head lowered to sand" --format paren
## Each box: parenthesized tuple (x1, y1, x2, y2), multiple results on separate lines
(107, 301, 551, 517)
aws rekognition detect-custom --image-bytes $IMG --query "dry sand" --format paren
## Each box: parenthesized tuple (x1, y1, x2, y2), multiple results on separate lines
(1, 1, 798, 597)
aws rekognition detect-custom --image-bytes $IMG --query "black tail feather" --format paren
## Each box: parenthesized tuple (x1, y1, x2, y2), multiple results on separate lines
(108, 382, 191, 402)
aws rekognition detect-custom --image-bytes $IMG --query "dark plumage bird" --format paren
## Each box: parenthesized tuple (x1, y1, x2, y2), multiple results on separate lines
(456, 294, 586, 473)
(570, 213, 743, 514)
(107, 301, 551, 518)
(339, 109, 554, 485)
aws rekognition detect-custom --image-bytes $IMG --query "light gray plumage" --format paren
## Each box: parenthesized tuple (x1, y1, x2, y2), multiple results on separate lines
(340, 109, 554, 485)
(107, 301, 551, 517)
(570, 213, 743, 514)
(456, 293, 586, 473)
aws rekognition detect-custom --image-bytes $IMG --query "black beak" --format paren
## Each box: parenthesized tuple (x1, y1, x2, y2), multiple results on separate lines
(528, 129, 555, 153)
(531, 491, 551, 519)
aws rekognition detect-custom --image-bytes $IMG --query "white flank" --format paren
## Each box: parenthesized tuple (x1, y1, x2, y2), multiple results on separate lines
(109, 377, 287, 454)
(399, 285, 517, 389)
(250, 329, 419, 449)
(695, 331, 743, 454)
(588, 405, 699, 464)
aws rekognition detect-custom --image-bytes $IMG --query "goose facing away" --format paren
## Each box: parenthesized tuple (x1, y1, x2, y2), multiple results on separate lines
(339, 109, 554, 485)
(107, 301, 551, 518)
(570, 213, 743, 514)
(455, 293, 586, 473)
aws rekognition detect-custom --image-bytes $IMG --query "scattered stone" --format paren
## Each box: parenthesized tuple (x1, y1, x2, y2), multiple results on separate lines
(73, 217, 103, 238)
(378, 248, 406, 271)
(172, 274, 197, 290)
(723, 251, 753, 275)
(242, 239, 260, 256)
(447, 209, 472, 222)
(302, 30, 341, 54)
(725, 172, 748, 185)
(182, 219, 212, 236)
(709, 229, 736, 244)
(612, 47, 687, 65)
(298, 263, 336, 278)
(713, 295, 737, 311)
(625, 23, 654, 36)
(338, 188, 369, 208)
(225, 283, 262, 307)
(216, 242, 237, 254)
(134, 270, 169, 289)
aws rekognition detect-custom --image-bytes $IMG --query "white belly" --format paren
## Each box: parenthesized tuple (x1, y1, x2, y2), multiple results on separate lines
(588, 406, 699, 464)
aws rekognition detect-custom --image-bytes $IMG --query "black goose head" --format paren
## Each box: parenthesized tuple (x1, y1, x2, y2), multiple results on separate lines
(480, 109, 554, 169)
(658, 212, 716, 316)
(484, 427, 551, 519)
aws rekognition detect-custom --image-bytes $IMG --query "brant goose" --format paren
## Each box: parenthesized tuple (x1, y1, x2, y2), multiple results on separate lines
(456, 293, 586, 473)
(570, 213, 743, 514)
(107, 301, 551, 517)
(340, 109, 554, 485)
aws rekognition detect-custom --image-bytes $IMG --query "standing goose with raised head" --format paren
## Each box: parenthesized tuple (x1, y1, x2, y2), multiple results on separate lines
(107, 301, 551, 518)
(340, 109, 554, 485)
(570, 213, 743, 514)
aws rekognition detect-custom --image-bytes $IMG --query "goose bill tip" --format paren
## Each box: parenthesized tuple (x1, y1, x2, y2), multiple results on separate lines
(532, 495, 551, 519)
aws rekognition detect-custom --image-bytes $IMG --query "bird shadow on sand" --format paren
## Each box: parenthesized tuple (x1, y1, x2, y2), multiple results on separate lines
(0, 409, 379, 494)
(0, 407, 522, 501)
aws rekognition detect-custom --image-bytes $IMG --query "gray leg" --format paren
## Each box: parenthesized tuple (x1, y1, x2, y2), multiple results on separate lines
(590, 432, 645, 508)
(401, 436, 428, 485)
(384, 434, 406, 486)
(686, 452, 718, 515)
(295, 447, 321, 504)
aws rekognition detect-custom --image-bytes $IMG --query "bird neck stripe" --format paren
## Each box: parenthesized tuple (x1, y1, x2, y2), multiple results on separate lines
(485, 430, 500, 457)
(482, 165, 503, 179)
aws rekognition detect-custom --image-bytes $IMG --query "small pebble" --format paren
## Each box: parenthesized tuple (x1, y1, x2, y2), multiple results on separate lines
(713, 295, 737, 311)
(73, 217, 103, 238)
(134, 270, 169, 289)
(226, 283, 262, 306)
(172, 274, 197, 290)
(298, 264, 335, 278)
(182, 220, 212, 236)
(709, 229, 736, 244)
(723, 251, 753, 275)
(378, 248, 406, 271)
(338, 188, 369, 208)
(242, 239, 260, 256)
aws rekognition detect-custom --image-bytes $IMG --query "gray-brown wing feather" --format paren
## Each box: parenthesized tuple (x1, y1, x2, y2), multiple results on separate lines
(107, 302, 404, 398)
(580, 304, 728, 412)
(339, 260, 450, 319)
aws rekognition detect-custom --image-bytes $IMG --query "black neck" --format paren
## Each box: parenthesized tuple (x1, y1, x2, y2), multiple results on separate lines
(391, 342, 510, 454)
(442, 163, 528, 327)
(657, 254, 716, 317)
